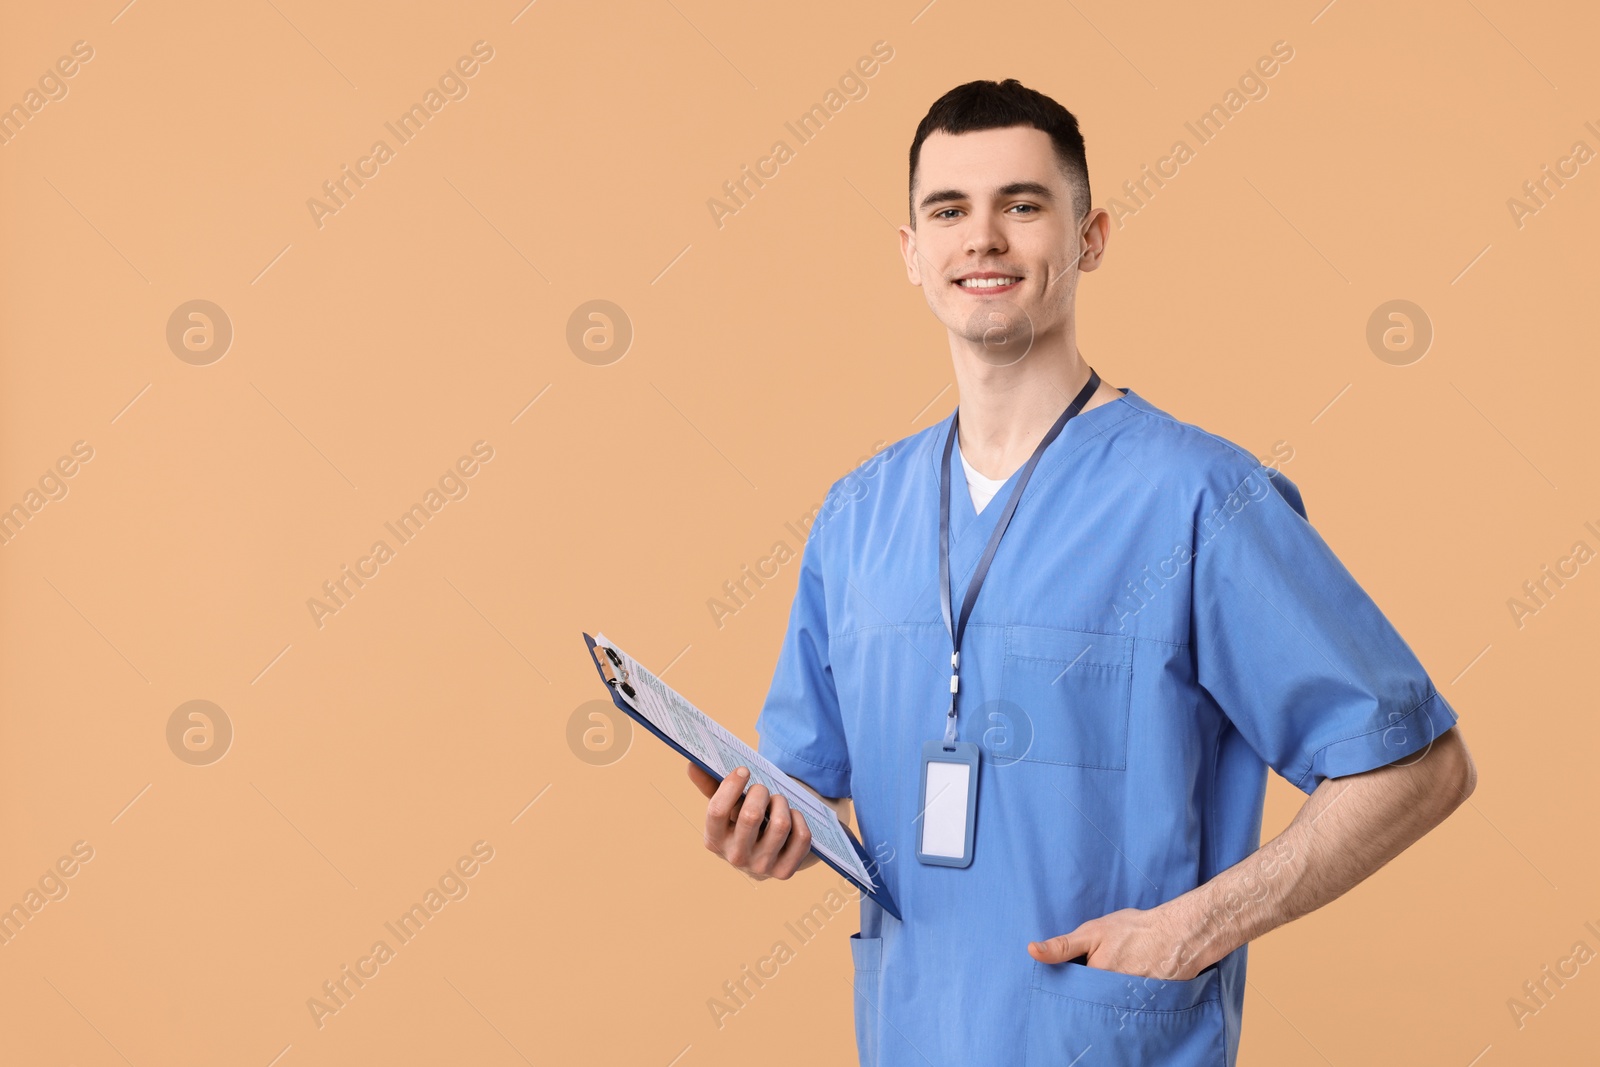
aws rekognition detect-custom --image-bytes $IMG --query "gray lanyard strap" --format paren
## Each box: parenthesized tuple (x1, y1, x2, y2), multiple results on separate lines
(937, 368, 1101, 744)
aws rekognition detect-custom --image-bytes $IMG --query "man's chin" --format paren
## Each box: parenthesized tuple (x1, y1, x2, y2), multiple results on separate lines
(956, 296, 1036, 363)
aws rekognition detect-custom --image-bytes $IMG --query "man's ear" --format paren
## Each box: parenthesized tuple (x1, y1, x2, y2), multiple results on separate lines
(899, 224, 923, 285)
(1078, 207, 1111, 272)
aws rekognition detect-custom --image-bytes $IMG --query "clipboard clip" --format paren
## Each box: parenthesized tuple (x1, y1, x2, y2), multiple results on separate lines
(595, 643, 636, 699)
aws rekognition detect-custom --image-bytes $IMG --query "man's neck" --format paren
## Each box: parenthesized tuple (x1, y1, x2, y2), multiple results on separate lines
(952, 335, 1119, 482)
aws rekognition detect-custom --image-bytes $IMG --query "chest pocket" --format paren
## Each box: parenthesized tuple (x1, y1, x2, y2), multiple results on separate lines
(1001, 625, 1132, 770)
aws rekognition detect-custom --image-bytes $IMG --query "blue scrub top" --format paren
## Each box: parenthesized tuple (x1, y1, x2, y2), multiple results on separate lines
(754, 387, 1459, 1067)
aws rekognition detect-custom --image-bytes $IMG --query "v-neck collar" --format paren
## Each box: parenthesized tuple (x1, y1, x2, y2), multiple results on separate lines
(934, 386, 1136, 587)
(952, 439, 1008, 522)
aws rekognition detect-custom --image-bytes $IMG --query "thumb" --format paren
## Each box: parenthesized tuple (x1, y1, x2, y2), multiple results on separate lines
(1028, 927, 1091, 964)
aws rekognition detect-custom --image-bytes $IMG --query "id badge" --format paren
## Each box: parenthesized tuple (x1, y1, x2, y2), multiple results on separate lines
(916, 739, 980, 868)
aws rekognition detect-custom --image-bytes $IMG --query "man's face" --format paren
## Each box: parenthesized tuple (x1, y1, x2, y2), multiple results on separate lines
(899, 126, 1100, 364)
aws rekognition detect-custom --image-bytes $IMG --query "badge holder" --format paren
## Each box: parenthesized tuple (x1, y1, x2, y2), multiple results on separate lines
(916, 739, 980, 868)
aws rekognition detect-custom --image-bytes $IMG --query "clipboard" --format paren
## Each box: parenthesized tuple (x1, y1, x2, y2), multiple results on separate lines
(582, 631, 901, 921)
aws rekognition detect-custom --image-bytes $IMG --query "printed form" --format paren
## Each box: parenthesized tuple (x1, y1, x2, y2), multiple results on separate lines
(595, 633, 874, 889)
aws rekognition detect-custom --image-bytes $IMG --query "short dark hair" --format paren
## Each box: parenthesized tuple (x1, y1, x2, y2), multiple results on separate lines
(907, 79, 1090, 227)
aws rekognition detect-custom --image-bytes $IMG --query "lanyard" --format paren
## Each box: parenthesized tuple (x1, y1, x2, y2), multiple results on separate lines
(937, 368, 1101, 744)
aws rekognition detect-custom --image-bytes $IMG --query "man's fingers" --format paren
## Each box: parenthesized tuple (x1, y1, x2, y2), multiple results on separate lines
(1028, 929, 1090, 964)
(687, 761, 718, 799)
(726, 782, 770, 866)
(704, 768, 750, 852)
(699, 768, 813, 881)
(769, 807, 813, 879)
(747, 793, 794, 874)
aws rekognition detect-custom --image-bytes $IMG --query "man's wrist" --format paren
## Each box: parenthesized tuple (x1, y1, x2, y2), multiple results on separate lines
(1157, 834, 1303, 977)
(1156, 884, 1247, 977)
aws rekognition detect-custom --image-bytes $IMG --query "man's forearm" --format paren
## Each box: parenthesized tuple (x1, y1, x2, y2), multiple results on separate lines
(1159, 726, 1476, 976)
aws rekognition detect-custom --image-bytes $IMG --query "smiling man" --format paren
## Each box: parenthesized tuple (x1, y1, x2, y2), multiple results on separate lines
(689, 79, 1476, 1066)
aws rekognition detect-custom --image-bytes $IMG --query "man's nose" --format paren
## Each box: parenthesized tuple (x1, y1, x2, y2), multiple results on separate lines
(963, 209, 1007, 256)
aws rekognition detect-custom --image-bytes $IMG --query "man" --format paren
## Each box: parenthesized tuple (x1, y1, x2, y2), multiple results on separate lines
(688, 79, 1476, 1066)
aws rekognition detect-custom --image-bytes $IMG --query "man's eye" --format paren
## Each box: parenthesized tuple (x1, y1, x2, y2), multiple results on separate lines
(1009, 204, 1038, 215)
(934, 208, 962, 220)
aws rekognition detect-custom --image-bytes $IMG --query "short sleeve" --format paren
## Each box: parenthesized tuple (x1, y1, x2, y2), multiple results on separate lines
(1191, 465, 1460, 796)
(754, 497, 852, 798)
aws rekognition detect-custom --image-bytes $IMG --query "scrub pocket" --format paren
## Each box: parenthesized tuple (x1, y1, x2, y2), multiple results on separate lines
(1024, 959, 1226, 1066)
(849, 932, 882, 1066)
(1002, 626, 1133, 770)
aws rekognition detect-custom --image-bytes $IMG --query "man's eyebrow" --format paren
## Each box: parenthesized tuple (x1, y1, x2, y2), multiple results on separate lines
(917, 181, 1057, 213)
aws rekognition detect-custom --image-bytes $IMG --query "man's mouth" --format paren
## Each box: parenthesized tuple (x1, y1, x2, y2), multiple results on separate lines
(954, 275, 1022, 292)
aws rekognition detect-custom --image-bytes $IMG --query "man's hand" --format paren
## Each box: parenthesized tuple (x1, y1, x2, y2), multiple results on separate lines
(688, 762, 815, 881)
(1027, 905, 1199, 980)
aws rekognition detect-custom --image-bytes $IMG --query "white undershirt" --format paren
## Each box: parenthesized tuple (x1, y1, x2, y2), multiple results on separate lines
(955, 441, 1008, 514)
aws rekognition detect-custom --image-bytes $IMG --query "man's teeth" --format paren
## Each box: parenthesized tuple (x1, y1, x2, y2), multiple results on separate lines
(958, 277, 1021, 288)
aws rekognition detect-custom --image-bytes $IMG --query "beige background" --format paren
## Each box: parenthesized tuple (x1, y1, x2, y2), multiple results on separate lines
(1, 0, 1596, 1063)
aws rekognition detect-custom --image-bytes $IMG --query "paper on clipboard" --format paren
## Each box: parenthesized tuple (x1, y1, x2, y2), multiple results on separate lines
(595, 632, 875, 891)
